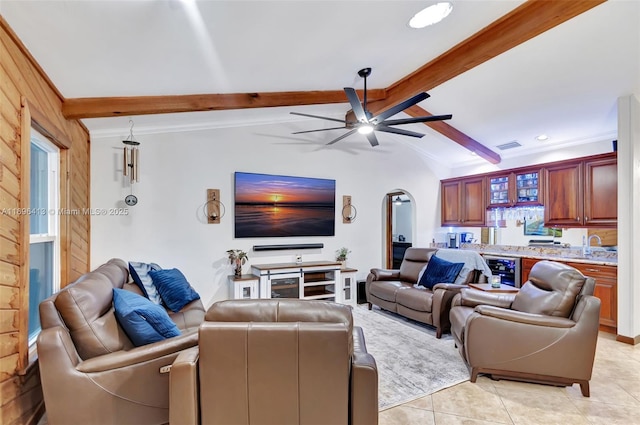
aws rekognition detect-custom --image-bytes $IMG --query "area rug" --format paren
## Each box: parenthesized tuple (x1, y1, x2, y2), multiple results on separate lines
(351, 305, 470, 410)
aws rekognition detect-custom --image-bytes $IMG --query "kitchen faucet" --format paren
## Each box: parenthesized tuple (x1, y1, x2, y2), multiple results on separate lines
(582, 234, 602, 256)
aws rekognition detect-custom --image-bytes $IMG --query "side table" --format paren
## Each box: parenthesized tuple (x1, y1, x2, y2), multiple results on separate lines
(468, 283, 519, 293)
(228, 274, 260, 299)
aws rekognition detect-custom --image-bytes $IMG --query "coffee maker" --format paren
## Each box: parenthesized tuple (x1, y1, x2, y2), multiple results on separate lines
(447, 232, 458, 249)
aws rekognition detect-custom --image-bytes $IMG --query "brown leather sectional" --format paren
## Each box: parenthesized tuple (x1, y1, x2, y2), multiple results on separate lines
(39, 262, 378, 424)
(169, 299, 379, 425)
(365, 247, 487, 338)
(37, 258, 205, 425)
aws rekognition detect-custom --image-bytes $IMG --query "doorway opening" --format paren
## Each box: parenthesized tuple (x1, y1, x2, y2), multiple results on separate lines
(385, 191, 414, 269)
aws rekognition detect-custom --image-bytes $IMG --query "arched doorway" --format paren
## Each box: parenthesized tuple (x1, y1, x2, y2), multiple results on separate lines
(385, 191, 414, 269)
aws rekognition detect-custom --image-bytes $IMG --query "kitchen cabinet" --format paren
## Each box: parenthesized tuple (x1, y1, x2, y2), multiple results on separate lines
(584, 156, 618, 226)
(544, 153, 617, 227)
(441, 176, 485, 226)
(520, 257, 539, 283)
(487, 168, 542, 208)
(520, 257, 617, 333)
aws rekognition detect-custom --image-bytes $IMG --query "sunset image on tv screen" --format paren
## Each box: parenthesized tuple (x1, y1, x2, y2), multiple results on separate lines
(234, 172, 336, 238)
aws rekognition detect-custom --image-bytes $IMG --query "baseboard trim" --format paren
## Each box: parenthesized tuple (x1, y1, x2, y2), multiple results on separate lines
(615, 334, 640, 345)
(253, 243, 324, 251)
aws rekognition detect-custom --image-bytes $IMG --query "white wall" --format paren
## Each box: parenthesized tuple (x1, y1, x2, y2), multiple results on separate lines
(447, 138, 614, 179)
(617, 94, 640, 340)
(90, 122, 442, 308)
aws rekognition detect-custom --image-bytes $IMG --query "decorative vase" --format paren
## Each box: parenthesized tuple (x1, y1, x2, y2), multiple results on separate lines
(234, 259, 243, 277)
(340, 260, 347, 269)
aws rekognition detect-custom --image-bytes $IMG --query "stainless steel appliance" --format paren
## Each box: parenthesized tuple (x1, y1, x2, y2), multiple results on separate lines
(447, 232, 458, 249)
(483, 255, 521, 288)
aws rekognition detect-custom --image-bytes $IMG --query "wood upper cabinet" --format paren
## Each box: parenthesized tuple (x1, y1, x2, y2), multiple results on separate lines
(544, 153, 617, 227)
(584, 156, 617, 226)
(544, 161, 583, 226)
(441, 176, 486, 226)
(487, 168, 543, 208)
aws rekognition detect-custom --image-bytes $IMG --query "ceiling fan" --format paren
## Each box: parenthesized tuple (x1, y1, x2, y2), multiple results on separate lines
(290, 67, 452, 147)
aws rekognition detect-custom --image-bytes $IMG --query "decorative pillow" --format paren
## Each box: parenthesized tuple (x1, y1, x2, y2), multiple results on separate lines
(149, 268, 201, 313)
(418, 255, 465, 290)
(112, 288, 181, 347)
(129, 261, 163, 305)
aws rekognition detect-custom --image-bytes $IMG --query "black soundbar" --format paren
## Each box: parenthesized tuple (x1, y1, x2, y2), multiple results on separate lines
(253, 243, 324, 251)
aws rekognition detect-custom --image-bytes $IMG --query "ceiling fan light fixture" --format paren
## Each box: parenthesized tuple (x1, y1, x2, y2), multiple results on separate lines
(409, 2, 453, 29)
(394, 196, 403, 205)
(358, 124, 374, 135)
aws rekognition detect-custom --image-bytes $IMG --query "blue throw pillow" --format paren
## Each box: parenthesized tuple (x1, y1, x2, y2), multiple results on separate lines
(129, 261, 163, 305)
(418, 255, 465, 290)
(149, 268, 201, 313)
(112, 288, 181, 346)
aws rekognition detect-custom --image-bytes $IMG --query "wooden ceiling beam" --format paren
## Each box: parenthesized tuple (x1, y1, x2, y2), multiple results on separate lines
(60, 0, 605, 164)
(61, 89, 387, 120)
(403, 105, 501, 164)
(377, 0, 606, 112)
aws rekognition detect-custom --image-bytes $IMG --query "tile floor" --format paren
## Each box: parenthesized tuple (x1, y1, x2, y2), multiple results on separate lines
(379, 332, 640, 425)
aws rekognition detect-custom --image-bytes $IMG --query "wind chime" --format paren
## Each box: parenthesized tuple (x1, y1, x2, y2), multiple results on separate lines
(123, 119, 140, 206)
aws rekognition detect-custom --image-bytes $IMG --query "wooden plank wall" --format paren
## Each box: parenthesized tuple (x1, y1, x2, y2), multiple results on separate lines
(0, 17, 90, 425)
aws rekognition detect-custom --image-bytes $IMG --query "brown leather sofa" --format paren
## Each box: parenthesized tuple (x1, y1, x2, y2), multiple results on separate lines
(449, 260, 600, 396)
(170, 299, 379, 425)
(366, 247, 488, 338)
(37, 258, 205, 425)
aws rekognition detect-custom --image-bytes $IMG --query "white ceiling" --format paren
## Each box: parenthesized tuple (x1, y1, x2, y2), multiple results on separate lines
(1, 0, 638, 166)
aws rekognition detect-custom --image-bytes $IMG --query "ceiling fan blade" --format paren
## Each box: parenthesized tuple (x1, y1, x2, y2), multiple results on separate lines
(382, 114, 453, 126)
(366, 132, 379, 147)
(292, 126, 348, 134)
(376, 126, 425, 138)
(343, 87, 368, 123)
(290, 112, 348, 124)
(370, 92, 430, 123)
(327, 129, 358, 145)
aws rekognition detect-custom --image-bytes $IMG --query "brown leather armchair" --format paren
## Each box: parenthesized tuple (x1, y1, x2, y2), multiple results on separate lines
(170, 299, 379, 425)
(37, 259, 205, 425)
(449, 260, 600, 396)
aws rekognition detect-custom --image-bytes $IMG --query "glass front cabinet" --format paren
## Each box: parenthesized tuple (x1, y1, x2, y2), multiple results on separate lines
(487, 169, 543, 209)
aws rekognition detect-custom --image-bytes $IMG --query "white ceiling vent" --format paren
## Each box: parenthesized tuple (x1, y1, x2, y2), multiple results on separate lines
(496, 141, 522, 150)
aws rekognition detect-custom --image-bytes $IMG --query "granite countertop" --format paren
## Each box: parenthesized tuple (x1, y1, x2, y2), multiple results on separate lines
(458, 244, 617, 266)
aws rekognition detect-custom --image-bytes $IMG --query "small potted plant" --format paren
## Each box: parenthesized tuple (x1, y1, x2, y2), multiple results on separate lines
(335, 247, 351, 269)
(227, 249, 249, 276)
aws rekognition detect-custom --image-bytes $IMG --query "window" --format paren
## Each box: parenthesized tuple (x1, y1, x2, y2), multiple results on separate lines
(28, 129, 60, 345)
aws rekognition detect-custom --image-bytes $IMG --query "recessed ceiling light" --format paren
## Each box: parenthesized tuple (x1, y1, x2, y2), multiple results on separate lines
(409, 2, 453, 29)
(535, 134, 549, 141)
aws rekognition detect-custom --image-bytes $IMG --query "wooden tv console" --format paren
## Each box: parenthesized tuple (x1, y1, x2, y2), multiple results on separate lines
(251, 261, 356, 305)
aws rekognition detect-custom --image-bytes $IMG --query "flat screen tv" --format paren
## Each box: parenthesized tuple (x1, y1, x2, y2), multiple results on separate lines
(234, 172, 336, 238)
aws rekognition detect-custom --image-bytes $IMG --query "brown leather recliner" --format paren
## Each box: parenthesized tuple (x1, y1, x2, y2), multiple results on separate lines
(449, 260, 600, 396)
(170, 299, 379, 425)
(37, 258, 205, 425)
(366, 247, 487, 338)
